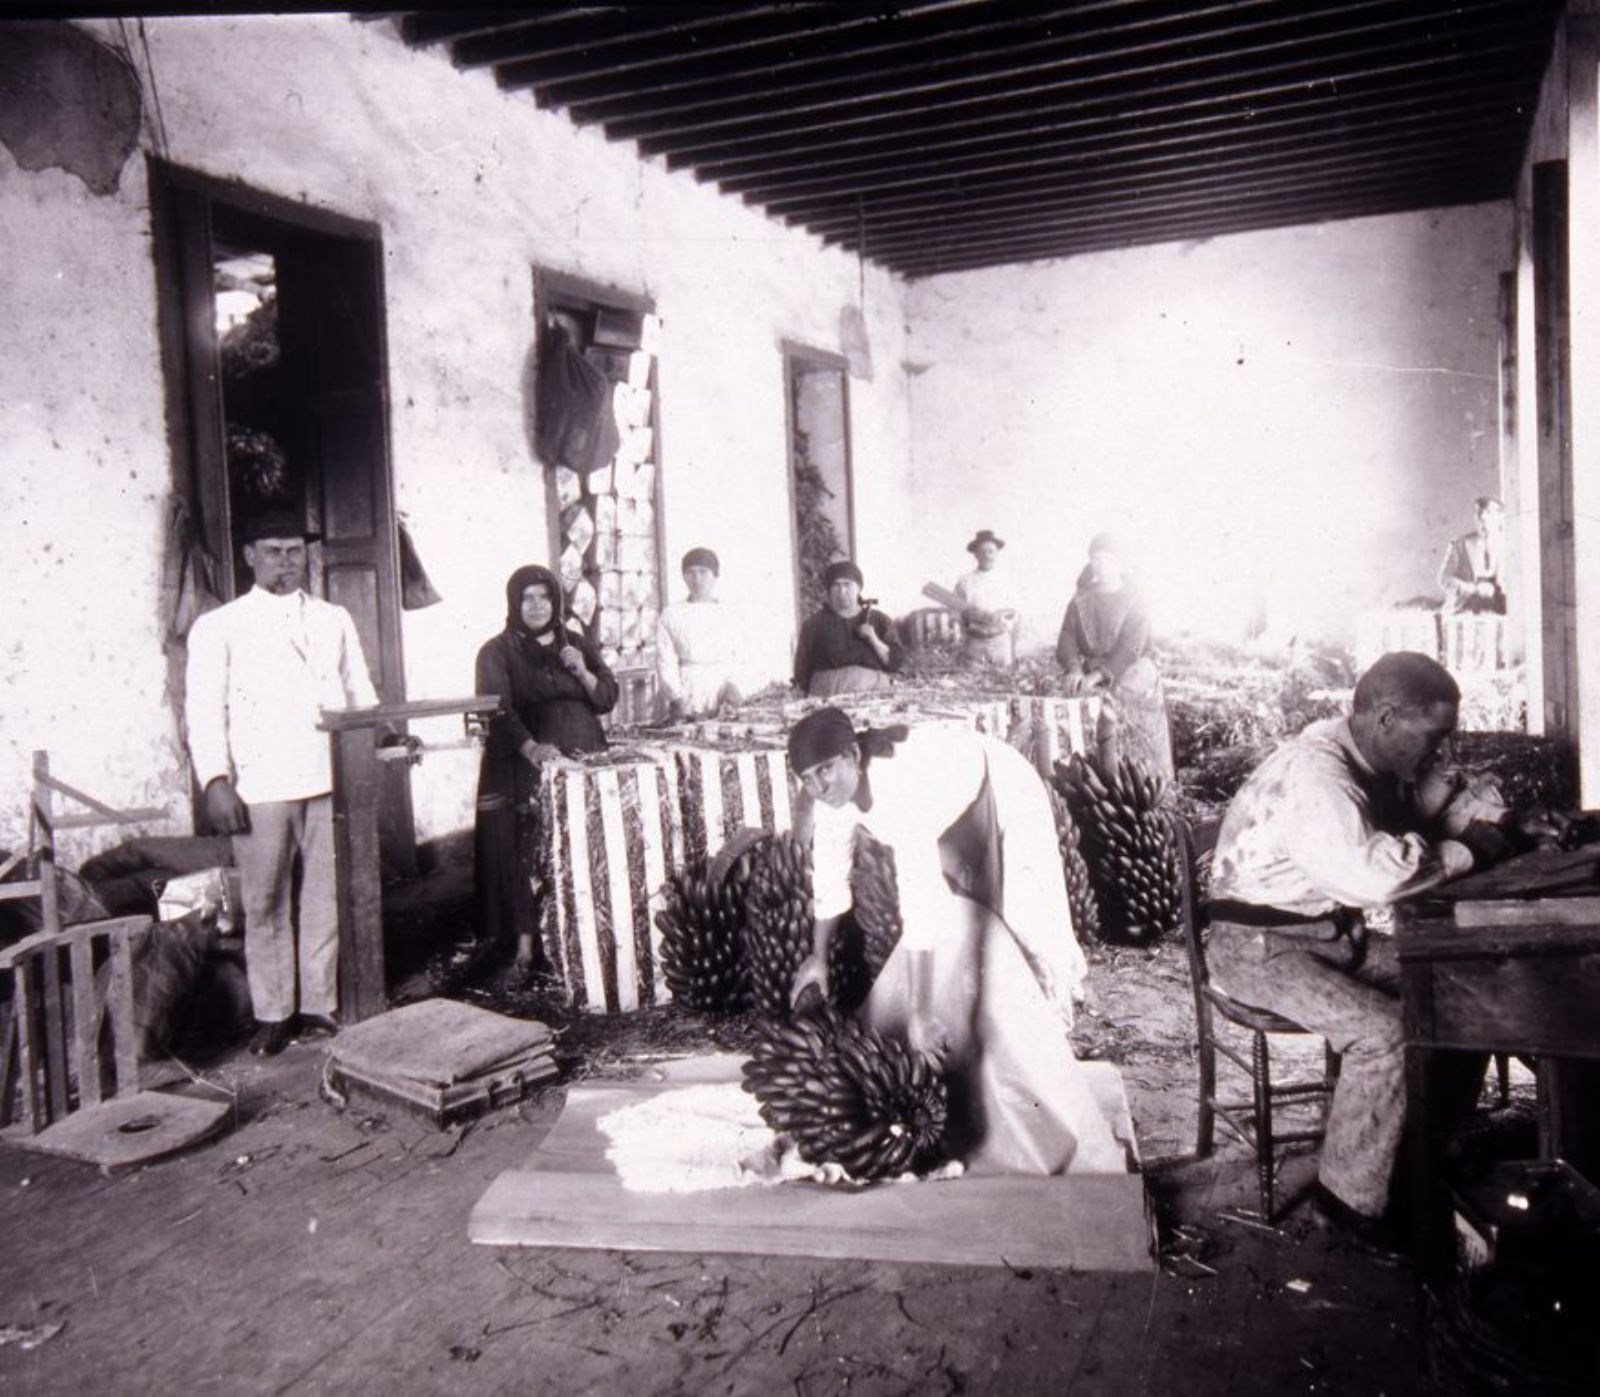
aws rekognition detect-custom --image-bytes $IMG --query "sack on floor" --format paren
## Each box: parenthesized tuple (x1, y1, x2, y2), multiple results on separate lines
(105, 913, 219, 1060)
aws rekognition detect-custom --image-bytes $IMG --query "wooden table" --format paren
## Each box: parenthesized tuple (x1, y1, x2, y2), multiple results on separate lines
(1396, 848, 1600, 1278)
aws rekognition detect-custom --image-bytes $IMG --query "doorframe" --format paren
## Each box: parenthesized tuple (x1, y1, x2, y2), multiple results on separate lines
(780, 341, 855, 630)
(147, 159, 412, 860)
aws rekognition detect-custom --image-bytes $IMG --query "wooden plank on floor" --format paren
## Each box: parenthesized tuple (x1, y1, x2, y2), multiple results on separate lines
(470, 1058, 1153, 1272)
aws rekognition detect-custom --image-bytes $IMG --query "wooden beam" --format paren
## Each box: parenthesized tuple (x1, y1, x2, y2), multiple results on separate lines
(719, 88, 1523, 203)
(765, 111, 1512, 222)
(593, 6, 1531, 143)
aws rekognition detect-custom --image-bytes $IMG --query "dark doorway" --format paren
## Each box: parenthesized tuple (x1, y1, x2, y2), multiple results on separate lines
(149, 161, 415, 875)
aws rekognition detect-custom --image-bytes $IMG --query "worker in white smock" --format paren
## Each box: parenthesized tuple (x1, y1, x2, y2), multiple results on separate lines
(953, 528, 1021, 668)
(655, 547, 743, 720)
(787, 707, 1128, 1176)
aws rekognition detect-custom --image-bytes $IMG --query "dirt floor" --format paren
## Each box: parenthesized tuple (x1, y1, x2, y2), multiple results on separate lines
(1, 850, 1474, 1397)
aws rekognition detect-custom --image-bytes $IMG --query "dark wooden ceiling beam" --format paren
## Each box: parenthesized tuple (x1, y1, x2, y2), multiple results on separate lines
(631, 26, 1539, 164)
(730, 98, 1517, 210)
(792, 126, 1513, 237)
(526, 0, 1262, 106)
(817, 152, 1511, 258)
(704, 64, 1531, 194)
(588, 1, 1524, 142)
(458, 5, 872, 76)
(494, 0, 986, 96)
(398, 10, 572, 48)
(889, 185, 1491, 276)
(882, 175, 1496, 275)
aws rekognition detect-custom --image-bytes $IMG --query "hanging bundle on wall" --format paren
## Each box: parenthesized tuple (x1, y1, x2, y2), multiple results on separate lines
(534, 321, 620, 473)
(396, 513, 442, 610)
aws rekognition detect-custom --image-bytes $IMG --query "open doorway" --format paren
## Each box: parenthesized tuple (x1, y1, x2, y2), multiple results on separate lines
(149, 162, 414, 874)
(783, 345, 854, 627)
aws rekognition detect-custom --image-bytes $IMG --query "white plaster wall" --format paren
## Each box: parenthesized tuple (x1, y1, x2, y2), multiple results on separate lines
(895, 206, 1513, 650)
(1, 14, 908, 850)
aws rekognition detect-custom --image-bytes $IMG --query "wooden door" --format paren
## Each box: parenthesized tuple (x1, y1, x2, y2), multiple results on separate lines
(149, 162, 415, 873)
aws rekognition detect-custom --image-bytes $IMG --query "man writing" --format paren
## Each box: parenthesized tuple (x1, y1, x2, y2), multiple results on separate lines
(1206, 652, 1519, 1249)
(185, 509, 385, 1056)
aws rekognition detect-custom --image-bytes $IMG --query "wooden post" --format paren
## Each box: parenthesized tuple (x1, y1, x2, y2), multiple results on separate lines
(320, 697, 500, 1025)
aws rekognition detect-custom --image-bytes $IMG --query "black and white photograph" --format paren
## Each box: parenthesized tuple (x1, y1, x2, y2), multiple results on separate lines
(1, 4, 1594, 1393)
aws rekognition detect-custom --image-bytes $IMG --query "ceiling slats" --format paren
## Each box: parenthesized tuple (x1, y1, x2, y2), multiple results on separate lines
(396, 0, 1559, 278)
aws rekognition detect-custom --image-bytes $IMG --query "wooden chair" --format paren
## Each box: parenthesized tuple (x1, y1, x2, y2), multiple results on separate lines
(1177, 821, 1340, 1221)
(0, 751, 228, 1165)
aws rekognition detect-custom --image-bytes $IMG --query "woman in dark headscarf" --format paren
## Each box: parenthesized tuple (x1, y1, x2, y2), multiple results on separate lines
(1055, 533, 1174, 784)
(785, 707, 1127, 1176)
(474, 564, 618, 967)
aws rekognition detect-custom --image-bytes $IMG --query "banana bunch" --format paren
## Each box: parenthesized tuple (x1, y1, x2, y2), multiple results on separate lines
(655, 858, 752, 1013)
(743, 833, 817, 1015)
(741, 1004, 948, 1181)
(1055, 752, 1181, 946)
(847, 830, 904, 982)
(1048, 786, 1102, 943)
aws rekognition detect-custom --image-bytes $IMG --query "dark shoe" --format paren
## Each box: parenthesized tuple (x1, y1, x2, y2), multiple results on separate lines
(249, 1019, 293, 1057)
(296, 1013, 339, 1041)
(1310, 1184, 1408, 1264)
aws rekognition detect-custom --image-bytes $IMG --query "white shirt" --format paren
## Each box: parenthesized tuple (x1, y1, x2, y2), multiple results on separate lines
(1210, 717, 1505, 915)
(953, 565, 1020, 617)
(809, 726, 990, 952)
(655, 598, 740, 716)
(185, 586, 379, 804)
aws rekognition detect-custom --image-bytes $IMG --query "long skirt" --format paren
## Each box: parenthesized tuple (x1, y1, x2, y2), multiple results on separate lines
(473, 793, 546, 967)
(862, 894, 1129, 1175)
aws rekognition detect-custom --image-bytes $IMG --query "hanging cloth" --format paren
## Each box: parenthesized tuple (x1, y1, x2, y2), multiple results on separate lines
(535, 322, 621, 474)
(397, 512, 443, 610)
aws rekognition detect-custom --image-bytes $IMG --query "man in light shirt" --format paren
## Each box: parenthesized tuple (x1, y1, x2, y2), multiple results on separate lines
(185, 510, 382, 1056)
(953, 528, 1020, 668)
(1207, 651, 1518, 1249)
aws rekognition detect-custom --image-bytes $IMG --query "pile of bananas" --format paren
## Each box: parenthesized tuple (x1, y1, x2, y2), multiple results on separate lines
(743, 833, 817, 1015)
(654, 858, 751, 1013)
(1055, 752, 1181, 946)
(741, 1004, 948, 1180)
(1048, 786, 1102, 943)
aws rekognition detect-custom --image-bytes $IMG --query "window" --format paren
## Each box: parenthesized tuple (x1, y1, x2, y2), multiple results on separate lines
(783, 345, 854, 625)
(534, 269, 664, 723)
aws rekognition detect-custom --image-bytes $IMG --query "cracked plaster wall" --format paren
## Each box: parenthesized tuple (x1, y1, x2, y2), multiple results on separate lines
(0, 15, 909, 852)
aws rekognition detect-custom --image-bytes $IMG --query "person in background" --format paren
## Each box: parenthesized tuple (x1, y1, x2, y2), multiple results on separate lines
(1055, 532, 1174, 783)
(185, 508, 404, 1057)
(474, 564, 618, 970)
(655, 546, 743, 720)
(953, 528, 1021, 668)
(1438, 495, 1506, 615)
(1206, 652, 1524, 1252)
(786, 707, 1126, 1175)
(792, 560, 904, 698)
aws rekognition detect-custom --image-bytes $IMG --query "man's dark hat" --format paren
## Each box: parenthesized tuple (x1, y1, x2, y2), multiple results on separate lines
(966, 529, 1005, 555)
(822, 560, 864, 587)
(241, 508, 320, 545)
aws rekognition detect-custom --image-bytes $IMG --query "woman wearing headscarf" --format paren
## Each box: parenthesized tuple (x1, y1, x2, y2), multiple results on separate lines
(474, 564, 618, 967)
(792, 560, 904, 697)
(655, 546, 743, 720)
(786, 707, 1128, 1175)
(1055, 533, 1175, 784)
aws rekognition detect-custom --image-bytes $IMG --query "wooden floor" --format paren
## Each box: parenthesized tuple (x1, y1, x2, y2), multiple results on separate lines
(0, 1034, 1434, 1397)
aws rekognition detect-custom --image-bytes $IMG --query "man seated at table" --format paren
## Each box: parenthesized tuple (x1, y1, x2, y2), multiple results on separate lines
(1206, 651, 1516, 1249)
